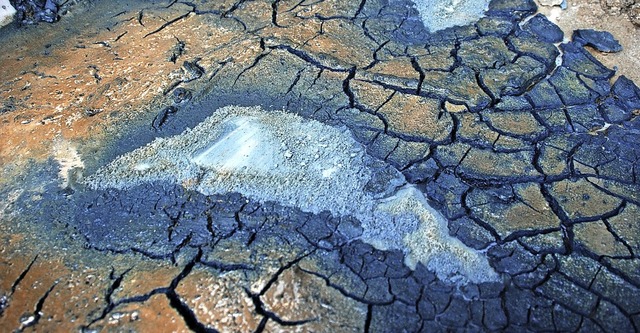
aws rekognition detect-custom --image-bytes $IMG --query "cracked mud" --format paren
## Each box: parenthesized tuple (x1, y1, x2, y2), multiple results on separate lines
(1, 0, 640, 332)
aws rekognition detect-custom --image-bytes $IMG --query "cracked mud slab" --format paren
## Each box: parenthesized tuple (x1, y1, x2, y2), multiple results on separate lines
(1, 0, 640, 332)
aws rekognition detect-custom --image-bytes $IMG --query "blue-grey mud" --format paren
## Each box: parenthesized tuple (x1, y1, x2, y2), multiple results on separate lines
(1, 0, 640, 332)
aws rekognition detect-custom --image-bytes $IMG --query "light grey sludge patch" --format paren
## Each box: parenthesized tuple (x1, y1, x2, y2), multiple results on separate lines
(86, 105, 498, 284)
(412, 0, 491, 32)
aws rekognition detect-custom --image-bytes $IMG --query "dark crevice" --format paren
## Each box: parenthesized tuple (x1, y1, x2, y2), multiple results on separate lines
(503, 227, 562, 244)
(269, 44, 351, 72)
(137, 10, 144, 26)
(285, 68, 305, 95)
(253, 316, 268, 333)
(198, 259, 254, 272)
(602, 217, 636, 257)
(353, 0, 367, 19)
(362, 40, 389, 71)
(166, 290, 220, 333)
(460, 189, 502, 241)
(232, 51, 270, 88)
(271, 0, 282, 27)
(410, 57, 425, 95)
(111, 287, 169, 307)
(343, 67, 357, 108)
(245, 288, 315, 327)
(208, 59, 232, 82)
(144, 10, 194, 38)
(587, 178, 640, 207)
(87, 267, 133, 327)
(113, 31, 128, 42)
(10, 255, 38, 295)
(299, 267, 394, 306)
(18, 282, 57, 332)
(358, 78, 437, 99)
(110, 11, 127, 18)
(259, 252, 312, 295)
(364, 304, 373, 333)
(164, 248, 220, 332)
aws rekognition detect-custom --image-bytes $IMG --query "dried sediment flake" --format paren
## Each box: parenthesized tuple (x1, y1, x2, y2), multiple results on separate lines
(412, 0, 491, 32)
(87, 105, 498, 284)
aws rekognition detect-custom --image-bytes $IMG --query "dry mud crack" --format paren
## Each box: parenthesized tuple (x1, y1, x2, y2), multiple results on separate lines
(1, 0, 640, 332)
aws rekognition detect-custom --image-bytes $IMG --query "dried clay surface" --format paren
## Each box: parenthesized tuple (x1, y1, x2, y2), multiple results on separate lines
(0, 0, 640, 332)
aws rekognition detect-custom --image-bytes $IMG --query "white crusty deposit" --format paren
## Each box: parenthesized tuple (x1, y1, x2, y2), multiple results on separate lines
(413, 0, 491, 32)
(0, 0, 16, 28)
(86, 105, 498, 284)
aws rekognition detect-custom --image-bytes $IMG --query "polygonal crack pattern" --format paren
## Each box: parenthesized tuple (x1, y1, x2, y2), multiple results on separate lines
(1, 0, 640, 332)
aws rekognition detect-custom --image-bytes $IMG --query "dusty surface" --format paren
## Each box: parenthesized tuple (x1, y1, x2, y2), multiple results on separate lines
(0, 0, 639, 332)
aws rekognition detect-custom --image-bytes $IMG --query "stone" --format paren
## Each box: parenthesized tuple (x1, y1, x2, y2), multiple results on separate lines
(426, 171, 469, 220)
(448, 217, 496, 250)
(573, 29, 623, 53)
(458, 147, 540, 180)
(437, 296, 470, 327)
(416, 44, 456, 70)
(552, 303, 583, 332)
(483, 298, 508, 330)
(2, 0, 640, 331)
(523, 13, 564, 43)
(91, 294, 190, 332)
(488, 242, 541, 275)
(630, 3, 640, 26)
(495, 95, 533, 111)
(456, 112, 499, 148)
(565, 104, 605, 133)
(590, 264, 640, 313)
